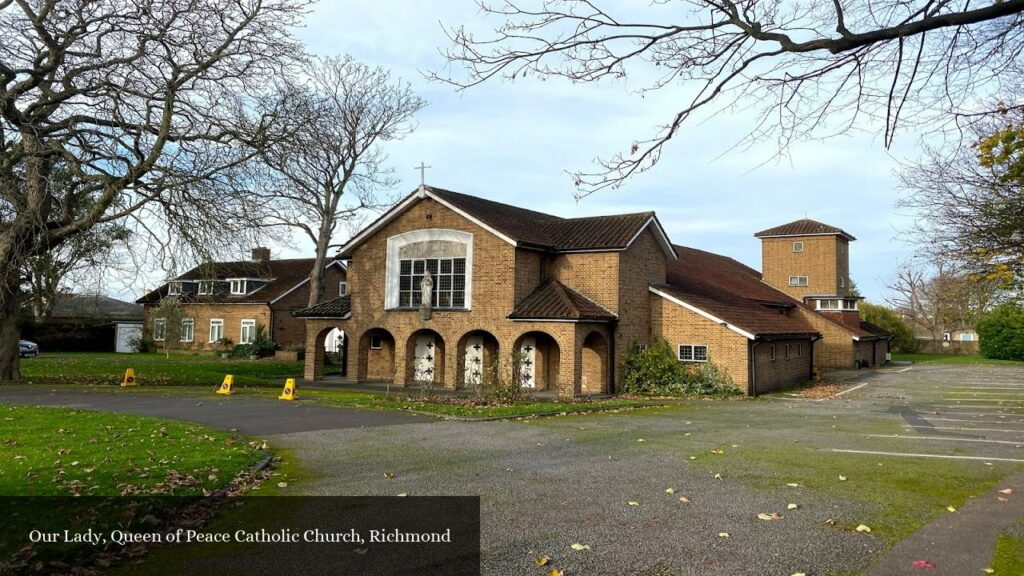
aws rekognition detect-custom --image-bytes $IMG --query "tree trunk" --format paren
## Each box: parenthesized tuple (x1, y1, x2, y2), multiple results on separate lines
(307, 223, 333, 307)
(0, 287, 23, 384)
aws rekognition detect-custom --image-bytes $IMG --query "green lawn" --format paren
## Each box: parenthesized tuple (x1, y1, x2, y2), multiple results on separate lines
(0, 404, 264, 496)
(19, 352, 306, 387)
(893, 353, 1024, 366)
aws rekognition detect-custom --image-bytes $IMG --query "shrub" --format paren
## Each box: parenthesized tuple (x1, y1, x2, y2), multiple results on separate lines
(978, 303, 1024, 361)
(860, 302, 918, 353)
(621, 340, 740, 396)
(228, 324, 275, 358)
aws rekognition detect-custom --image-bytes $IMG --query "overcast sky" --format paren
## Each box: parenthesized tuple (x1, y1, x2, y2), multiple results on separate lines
(115, 1, 923, 303)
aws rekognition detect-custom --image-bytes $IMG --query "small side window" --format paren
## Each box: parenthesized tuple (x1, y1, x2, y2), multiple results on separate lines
(339, 281, 348, 296)
(769, 344, 776, 361)
(792, 241, 804, 253)
(370, 335, 383, 350)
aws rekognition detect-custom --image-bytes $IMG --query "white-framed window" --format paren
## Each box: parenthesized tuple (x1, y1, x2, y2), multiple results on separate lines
(370, 334, 383, 350)
(153, 318, 166, 341)
(961, 333, 975, 342)
(385, 229, 474, 310)
(789, 276, 809, 287)
(816, 298, 858, 311)
(339, 281, 348, 296)
(792, 241, 804, 253)
(678, 344, 709, 363)
(818, 299, 841, 310)
(943, 332, 951, 342)
(180, 318, 194, 342)
(167, 282, 182, 296)
(796, 343, 803, 358)
(240, 319, 256, 344)
(784, 343, 791, 360)
(209, 319, 224, 343)
(229, 279, 247, 295)
(198, 281, 215, 295)
(769, 344, 776, 361)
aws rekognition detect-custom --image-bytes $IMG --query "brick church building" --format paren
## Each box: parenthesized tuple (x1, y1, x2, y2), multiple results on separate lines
(295, 186, 890, 397)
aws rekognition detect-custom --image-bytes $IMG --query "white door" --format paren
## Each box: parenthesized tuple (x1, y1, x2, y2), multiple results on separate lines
(413, 334, 436, 383)
(519, 336, 536, 388)
(115, 323, 143, 353)
(464, 336, 484, 386)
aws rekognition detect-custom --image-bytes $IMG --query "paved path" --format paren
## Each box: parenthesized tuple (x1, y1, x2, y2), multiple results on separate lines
(0, 386, 429, 434)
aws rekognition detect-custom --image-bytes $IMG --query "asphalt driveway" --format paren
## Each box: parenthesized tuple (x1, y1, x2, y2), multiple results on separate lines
(3, 363, 1023, 575)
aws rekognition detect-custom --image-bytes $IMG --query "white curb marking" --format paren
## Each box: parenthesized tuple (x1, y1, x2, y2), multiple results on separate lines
(831, 449, 1024, 463)
(903, 425, 1024, 433)
(832, 382, 870, 398)
(924, 417, 1024, 425)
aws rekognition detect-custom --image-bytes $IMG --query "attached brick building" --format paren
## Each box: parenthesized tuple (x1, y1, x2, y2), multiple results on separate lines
(137, 250, 346, 350)
(295, 187, 887, 398)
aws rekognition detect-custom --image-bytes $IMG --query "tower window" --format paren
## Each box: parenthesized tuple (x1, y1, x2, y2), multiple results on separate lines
(789, 276, 809, 287)
(792, 241, 804, 253)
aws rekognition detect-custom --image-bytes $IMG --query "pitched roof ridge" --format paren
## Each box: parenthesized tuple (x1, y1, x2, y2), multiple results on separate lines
(427, 185, 566, 222)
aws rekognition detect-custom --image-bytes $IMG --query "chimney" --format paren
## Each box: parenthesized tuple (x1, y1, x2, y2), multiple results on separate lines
(251, 247, 271, 262)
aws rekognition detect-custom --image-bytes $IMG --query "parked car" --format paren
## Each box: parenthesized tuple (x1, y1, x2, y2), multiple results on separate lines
(19, 340, 39, 358)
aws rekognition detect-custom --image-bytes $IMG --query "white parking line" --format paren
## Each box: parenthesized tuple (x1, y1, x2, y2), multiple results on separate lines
(953, 387, 1024, 391)
(931, 405, 1024, 409)
(942, 398, 1024, 402)
(924, 417, 1024, 425)
(947, 391, 1024, 395)
(831, 449, 1024, 463)
(832, 382, 870, 398)
(864, 434, 1024, 446)
(903, 425, 1024, 433)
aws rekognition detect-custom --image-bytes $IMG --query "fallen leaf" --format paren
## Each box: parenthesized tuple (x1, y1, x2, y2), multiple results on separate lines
(397, 493, 407, 497)
(627, 501, 640, 506)
(710, 449, 724, 455)
(665, 488, 675, 494)
(714, 473, 722, 480)
(678, 496, 690, 503)
(570, 543, 590, 551)
(855, 524, 872, 533)
(998, 497, 1009, 502)
(824, 518, 836, 526)
(946, 505, 957, 513)
(912, 560, 936, 569)
(637, 439, 646, 443)
(384, 472, 394, 480)
(998, 488, 1014, 495)
(717, 532, 729, 538)
(792, 573, 807, 576)
(534, 555, 550, 566)
(786, 483, 800, 487)
(354, 548, 367, 555)
(983, 568, 994, 574)
(757, 512, 783, 521)
(549, 570, 564, 576)
(787, 503, 799, 510)
(276, 482, 288, 488)
(838, 475, 847, 482)
(689, 456, 697, 460)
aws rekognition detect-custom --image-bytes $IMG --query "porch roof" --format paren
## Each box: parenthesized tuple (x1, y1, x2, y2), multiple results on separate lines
(293, 295, 351, 319)
(508, 280, 617, 322)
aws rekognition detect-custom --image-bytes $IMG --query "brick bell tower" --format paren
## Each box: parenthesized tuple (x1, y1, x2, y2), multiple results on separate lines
(754, 219, 862, 328)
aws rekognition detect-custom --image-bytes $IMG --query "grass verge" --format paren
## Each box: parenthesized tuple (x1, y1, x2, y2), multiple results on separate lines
(893, 353, 1024, 366)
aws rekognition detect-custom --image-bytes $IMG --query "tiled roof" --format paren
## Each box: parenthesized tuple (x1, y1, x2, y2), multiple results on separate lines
(859, 320, 892, 339)
(293, 295, 351, 318)
(754, 219, 856, 241)
(660, 246, 819, 338)
(339, 186, 668, 257)
(136, 258, 338, 305)
(508, 280, 617, 322)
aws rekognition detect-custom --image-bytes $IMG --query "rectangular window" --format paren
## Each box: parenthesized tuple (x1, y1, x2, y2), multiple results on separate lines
(339, 281, 348, 296)
(961, 333, 974, 342)
(370, 334, 383, 350)
(678, 344, 708, 363)
(230, 280, 247, 295)
(797, 343, 803, 358)
(398, 257, 466, 309)
(209, 319, 224, 343)
(817, 299, 841, 310)
(240, 320, 256, 344)
(789, 276, 809, 287)
(167, 282, 182, 296)
(198, 281, 215, 295)
(769, 344, 776, 361)
(792, 241, 804, 253)
(180, 318, 194, 342)
(784, 343, 791, 360)
(153, 318, 166, 341)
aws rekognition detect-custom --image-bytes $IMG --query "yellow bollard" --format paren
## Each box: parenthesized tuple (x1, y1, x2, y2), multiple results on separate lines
(216, 375, 234, 395)
(121, 368, 137, 387)
(278, 378, 297, 401)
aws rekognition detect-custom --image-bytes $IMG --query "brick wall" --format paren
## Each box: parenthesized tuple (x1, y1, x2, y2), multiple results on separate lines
(761, 235, 847, 299)
(753, 338, 813, 393)
(547, 251, 620, 313)
(791, 306, 856, 370)
(271, 264, 346, 347)
(615, 228, 668, 388)
(649, 293, 751, 393)
(144, 303, 271, 351)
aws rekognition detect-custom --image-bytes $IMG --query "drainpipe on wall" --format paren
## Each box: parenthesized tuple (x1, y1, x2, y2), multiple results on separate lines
(808, 334, 822, 381)
(749, 339, 762, 396)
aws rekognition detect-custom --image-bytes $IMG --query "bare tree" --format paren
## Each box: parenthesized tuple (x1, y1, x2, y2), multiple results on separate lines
(254, 56, 426, 306)
(431, 0, 1024, 194)
(899, 108, 1024, 286)
(0, 0, 308, 383)
(887, 260, 1004, 340)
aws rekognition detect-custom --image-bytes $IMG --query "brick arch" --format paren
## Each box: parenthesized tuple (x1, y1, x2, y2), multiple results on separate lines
(405, 328, 446, 386)
(357, 328, 396, 382)
(513, 331, 561, 390)
(456, 329, 500, 389)
(581, 330, 609, 395)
